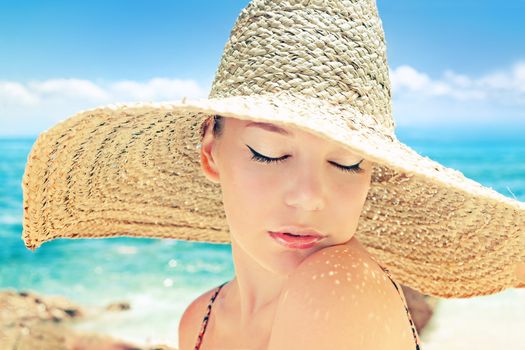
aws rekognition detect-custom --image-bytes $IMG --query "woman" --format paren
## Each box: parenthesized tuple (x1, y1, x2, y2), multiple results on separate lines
(180, 115, 422, 349)
(21, 0, 525, 349)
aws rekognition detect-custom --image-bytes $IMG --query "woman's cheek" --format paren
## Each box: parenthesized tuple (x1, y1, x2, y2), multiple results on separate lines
(333, 178, 370, 227)
(239, 161, 280, 194)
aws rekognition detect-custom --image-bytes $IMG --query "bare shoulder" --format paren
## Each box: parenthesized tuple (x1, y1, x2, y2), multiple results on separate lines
(178, 286, 220, 350)
(268, 239, 416, 350)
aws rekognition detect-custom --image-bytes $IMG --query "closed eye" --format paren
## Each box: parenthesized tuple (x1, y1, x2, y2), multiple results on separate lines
(246, 145, 364, 174)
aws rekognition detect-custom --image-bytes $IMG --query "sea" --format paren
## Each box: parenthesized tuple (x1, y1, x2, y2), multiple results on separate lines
(1, 125, 524, 349)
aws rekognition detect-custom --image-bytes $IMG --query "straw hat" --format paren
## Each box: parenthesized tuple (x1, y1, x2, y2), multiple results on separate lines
(21, 0, 525, 298)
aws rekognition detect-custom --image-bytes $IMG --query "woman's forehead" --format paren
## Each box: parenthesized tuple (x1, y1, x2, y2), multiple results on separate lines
(228, 117, 305, 138)
(244, 121, 292, 136)
(227, 117, 363, 157)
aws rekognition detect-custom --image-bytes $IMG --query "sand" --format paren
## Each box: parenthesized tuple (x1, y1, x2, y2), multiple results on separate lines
(0, 289, 177, 350)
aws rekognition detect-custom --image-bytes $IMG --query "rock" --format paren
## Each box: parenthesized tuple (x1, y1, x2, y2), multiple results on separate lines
(105, 302, 131, 312)
(0, 289, 178, 350)
(64, 331, 146, 350)
(0, 289, 86, 325)
(400, 284, 438, 333)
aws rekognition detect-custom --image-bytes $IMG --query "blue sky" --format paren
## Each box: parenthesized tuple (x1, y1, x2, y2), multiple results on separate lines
(1, 0, 524, 136)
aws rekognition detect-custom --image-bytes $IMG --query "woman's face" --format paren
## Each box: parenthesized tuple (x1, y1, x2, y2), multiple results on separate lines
(200, 116, 373, 275)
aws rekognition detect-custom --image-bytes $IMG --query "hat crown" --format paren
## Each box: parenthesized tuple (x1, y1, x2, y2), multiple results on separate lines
(208, 0, 395, 132)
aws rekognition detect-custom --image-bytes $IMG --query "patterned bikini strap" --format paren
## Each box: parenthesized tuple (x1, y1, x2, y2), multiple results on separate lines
(194, 281, 229, 350)
(377, 264, 422, 349)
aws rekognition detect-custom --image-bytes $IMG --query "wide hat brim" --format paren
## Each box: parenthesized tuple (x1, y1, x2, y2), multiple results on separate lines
(21, 91, 525, 298)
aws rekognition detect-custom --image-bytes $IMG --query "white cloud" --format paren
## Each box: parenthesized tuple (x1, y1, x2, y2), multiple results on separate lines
(389, 61, 525, 126)
(0, 78, 209, 136)
(0, 82, 39, 105)
(391, 61, 525, 103)
(1, 62, 525, 135)
(110, 78, 204, 101)
(27, 79, 109, 101)
(391, 65, 432, 91)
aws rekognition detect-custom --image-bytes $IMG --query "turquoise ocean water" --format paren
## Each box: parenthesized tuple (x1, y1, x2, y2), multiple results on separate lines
(1, 126, 524, 348)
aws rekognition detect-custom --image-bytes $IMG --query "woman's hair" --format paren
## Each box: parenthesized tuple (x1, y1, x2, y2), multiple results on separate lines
(212, 115, 224, 138)
(199, 114, 224, 141)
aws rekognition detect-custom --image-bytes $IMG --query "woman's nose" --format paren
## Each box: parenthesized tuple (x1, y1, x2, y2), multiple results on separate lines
(284, 166, 326, 211)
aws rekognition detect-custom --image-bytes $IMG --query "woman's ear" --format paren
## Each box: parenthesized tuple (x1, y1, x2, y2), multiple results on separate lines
(199, 118, 221, 184)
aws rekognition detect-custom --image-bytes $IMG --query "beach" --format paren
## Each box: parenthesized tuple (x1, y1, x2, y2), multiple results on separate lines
(0, 289, 176, 350)
(2, 284, 525, 349)
(0, 285, 437, 349)
(420, 288, 525, 349)
(1, 130, 524, 349)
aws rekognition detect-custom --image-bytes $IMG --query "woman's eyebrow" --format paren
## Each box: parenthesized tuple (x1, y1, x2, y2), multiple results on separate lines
(245, 121, 293, 137)
(244, 122, 360, 155)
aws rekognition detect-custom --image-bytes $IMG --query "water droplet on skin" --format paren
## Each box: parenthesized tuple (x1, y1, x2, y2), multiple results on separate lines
(324, 310, 330, 320)
(313, 309, 321, 319)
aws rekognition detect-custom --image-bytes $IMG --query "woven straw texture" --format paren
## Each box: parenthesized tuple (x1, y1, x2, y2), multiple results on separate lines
(21, 0, 525, 299)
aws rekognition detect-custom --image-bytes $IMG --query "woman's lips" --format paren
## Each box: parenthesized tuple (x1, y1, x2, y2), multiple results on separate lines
(270, 226, 326, 238)
(268, 231, 326, 249)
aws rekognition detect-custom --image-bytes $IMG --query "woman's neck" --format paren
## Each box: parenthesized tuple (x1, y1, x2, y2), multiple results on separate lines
(228, 236, 289, 325)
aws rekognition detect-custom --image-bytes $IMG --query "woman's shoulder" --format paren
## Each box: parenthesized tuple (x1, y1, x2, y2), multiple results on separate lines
(285, 237, 385, 288)
(267, 238, 417, 349)
(178, 285, 223, 350)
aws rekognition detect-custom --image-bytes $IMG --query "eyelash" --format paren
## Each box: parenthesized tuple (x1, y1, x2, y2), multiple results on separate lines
(246, 145, 364, 174)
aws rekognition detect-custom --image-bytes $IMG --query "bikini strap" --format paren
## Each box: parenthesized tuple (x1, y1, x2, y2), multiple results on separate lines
(378, 264, 422, 349)
(194, 281, 228, 350)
